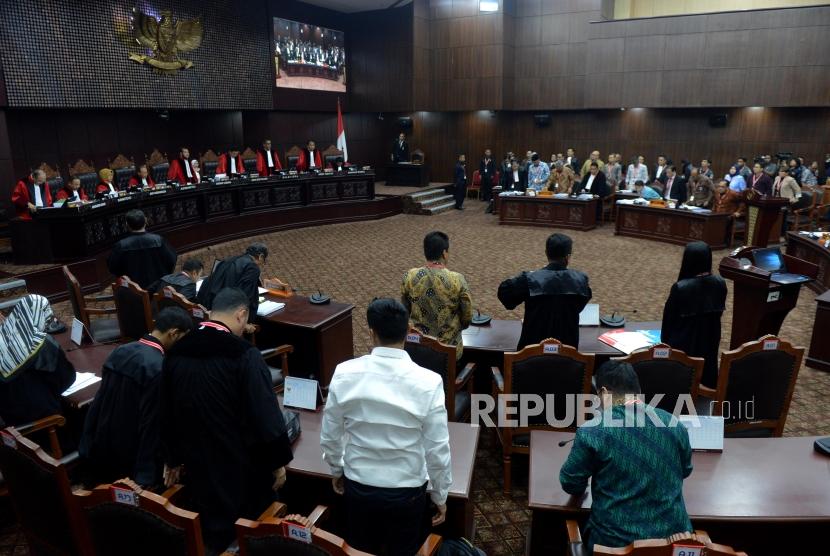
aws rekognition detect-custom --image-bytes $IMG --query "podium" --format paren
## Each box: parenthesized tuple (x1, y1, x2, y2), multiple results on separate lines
(719, 247, 818, 348)
(744, 193, 788, 247)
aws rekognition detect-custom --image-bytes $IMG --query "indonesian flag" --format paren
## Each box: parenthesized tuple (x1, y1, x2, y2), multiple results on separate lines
(336, 98, 348, 162)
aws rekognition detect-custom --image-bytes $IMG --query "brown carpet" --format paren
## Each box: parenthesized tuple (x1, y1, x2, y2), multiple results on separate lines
(2, 198, 826, 555)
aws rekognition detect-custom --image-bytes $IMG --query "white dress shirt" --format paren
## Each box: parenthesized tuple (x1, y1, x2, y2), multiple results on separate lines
(33, 185, 43, 207)
(230, 157, 237, 174)
(656, 165, 665, 179)
(585, 174, 596, 192)
(309, 152, 316, 168)
(184, 160, 193, 178)
(141, 177, 149, 187)
(266, 150, 274, 168)
(320, 347, 452, 505)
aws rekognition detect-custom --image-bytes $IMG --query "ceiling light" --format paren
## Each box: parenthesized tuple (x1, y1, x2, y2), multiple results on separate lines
(480, 1, 499, 13)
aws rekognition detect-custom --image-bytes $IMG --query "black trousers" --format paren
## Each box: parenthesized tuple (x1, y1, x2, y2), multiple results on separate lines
(481, 176, 493, 202)
(344, 477, 430, 556)
(454, 181, 467, 208)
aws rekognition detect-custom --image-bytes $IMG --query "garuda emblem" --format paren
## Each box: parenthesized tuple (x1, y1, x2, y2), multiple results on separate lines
(128, 8, 203, 74)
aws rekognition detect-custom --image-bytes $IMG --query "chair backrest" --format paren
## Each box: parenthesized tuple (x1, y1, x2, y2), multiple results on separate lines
(616, 344, 704, 415)
(286, 146, 302, 170)
(817, 185, 830, 219)
(38, 162, 64, 198)
(74, 481, 204, 556)
(321, 145, 343, 167)
(712, 335, 803, 437)
(62, 265, 89, 327)
(154, 287, 208, 323)
(593, 530, 747, 555)
(471, 170, 481, 186)
(411, 149, 424, 163)
(146, 149, 169, 183)
(109, 154, 137, 190)
(504, 339, 594, 429)
(404, 328, 457, 386)
(112, 276, 154, 340)
(68, 159, 98, 199)
(242, 147, 259, 173)
(0, 427, 83, 555)
(200, 149, 220, 178)
(235, 513, 373, 556)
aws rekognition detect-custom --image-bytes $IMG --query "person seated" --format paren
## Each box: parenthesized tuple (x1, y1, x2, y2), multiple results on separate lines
(724, 165, 747, 192)
(633, 180, 661, 200)
(401, 231, 473, 360)
(196, 243, 268, 334)
(297, 140, 323, 172)
(505, 160, 524, 190)
(661, 242, 727, 388)
(56, 176, 89, 203)
(773, 165, 803, 206)
(547, 161, 576, 193)
(107, 209, 178, 290)
(662, 165, 687, 205)
(686, 168, 715, 208)
(498, 233, 591, 349)
(96, 168, 119, 198)
(168, 147, 195, 184)
(149, 258, 204, 300)
(256, 139, 283, 176)
(217, 148, 245, 177)
(560, 360, 693, 552)
(128, 164, 156, 190)
(328, 156, 350, 172)
(713, 180, 744, 218)
(11, 169, 53, 220)
(575, 161, 609, 198)
(80, 307, 193, 487)
(0, 295, 76, 427)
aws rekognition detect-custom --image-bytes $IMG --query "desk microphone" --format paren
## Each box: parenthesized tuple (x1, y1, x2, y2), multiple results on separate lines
(291, 286, 331, 305)
(558, 438, 575, 447)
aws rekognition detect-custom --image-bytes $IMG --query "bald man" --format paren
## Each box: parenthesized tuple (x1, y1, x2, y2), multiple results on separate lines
(580, 151, 605, 178)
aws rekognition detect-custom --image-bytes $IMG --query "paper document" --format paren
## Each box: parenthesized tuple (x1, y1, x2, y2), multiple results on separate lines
(597, 330, 654, 354)
(283, 377, 320, 410)
(62, 372, 101, 397)
(578, 304, 600, 326)
(257, 300, 286, 316)
(258, 287, 268, 294)
(678, 415, 724, 452)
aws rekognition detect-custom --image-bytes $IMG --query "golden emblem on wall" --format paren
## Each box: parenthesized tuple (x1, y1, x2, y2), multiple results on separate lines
(128, 8, 203, 74)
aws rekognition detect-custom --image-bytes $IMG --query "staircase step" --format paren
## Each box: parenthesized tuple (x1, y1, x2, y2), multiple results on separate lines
(418, 194, 455, 208)
(408, 188, 449, 201)
(422, 201, 457, 215)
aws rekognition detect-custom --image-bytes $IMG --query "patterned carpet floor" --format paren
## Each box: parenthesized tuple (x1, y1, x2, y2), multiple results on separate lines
(1, 199, 827, 555)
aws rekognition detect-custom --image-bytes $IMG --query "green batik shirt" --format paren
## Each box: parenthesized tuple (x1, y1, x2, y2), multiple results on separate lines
(559, 403, 693, 551)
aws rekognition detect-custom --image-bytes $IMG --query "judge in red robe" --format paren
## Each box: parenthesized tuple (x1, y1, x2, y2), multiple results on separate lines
(56, 177, 89, 202)
(296, 140, 322, 172)
(128, 165, 156, 190)
(96, 168, 119, 197)
(11, 170, 52, 220)
(255, 139, 283, 176)
(168, 147, 195, 184)
(217, 149, 245, 176)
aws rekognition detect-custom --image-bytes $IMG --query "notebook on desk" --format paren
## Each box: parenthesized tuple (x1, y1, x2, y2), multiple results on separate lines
(678, 415, 724, 452)
(578, 304, 600, 326)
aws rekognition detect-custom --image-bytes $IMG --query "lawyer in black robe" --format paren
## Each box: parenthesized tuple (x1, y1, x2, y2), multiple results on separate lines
(661, 242, 727, 388)
(498, 234, 592, 349)
(196, 246, 266, 321)
(107, 210, 177, 290)
(161, 317, 293, 551)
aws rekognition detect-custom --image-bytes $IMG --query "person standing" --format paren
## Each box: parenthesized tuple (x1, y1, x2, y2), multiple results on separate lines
(579, 151, 605, 178)
(107, 209, 177, 290)
(479, 148, 497, 206)
(498, 233, 591, 349)
(392, 132, 409, 163)
(603, 154, 622, 191)
(321, 298, 451, 556)
(401, 231, 473, 360)
(168, 147, 195, 184)
(11, 169, 52, 220)
(750, 162, 773, 196)
(662, 166, 687, 205)
(453, 154, 467, 210)
(527, 153, 551, 192)
(686, 168, 715, 209)
(256, 139, 283, 176)
(625, 156, 649, 188)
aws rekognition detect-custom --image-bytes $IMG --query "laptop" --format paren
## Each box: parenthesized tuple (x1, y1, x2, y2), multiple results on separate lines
(752, 247, 811, 285)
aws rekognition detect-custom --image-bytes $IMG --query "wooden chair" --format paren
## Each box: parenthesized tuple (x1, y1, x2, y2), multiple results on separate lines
(411, 149, 425, 164)
(38, 162, 65, 199)
(404, 328, 476, 422)
(200, 149, 220, 179)
(698, 335, 804, 437)
(74, 479, 205, 556)
(286, 146, 302, 170)
(0, 426, 85, 555)
(467, 170, 482, 200)
(0, 414, 70, 498)
(565, 520, 747, 556)
(788, 188, 818, 232)
(154, 286, 208, 323)
(233, 502, 441, 556)
(615, 344, 704, 415)
(814, 185, 830, 230)
(112, 276, 154, 340)
(68, 159, 99, 200)
(321, 145, 343, 168)
(491, 339, 594, 493)
(600, 183, 617, 224)
(146, 149, 170, 184)
(109, 153, 137, 191)
(63, 265, 121, 343)
(0, 277, 27, 312)
(242, 147, 259, 174)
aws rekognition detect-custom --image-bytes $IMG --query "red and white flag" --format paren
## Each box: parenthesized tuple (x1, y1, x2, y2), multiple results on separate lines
(336, 98, 348, 162)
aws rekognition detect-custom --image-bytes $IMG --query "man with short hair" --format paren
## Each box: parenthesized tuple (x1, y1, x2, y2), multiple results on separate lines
(298, 139, 322, 171)
(256, 139, 283, 176)
(527, 153, 551, 192)
(662, 165, 687, 205)
(560, 360, 693, 552)
(565, 148, 580, 172)
(453, 154, 467, 210)
(150, 258, 204, 301)
(700, 159, 714, 180)
(634, 179, 661, 200)
(653, 155, 669, 185)
(107, 209, 177, 290)
(625, 156, 649, 187)
(479, 148, 497, 205)
(401, 231, 473, 360)
(12, 169, 53, 220)
(392, 132, 409, 163)
(548, 161, 576, 193)
(321, 298, 452, 556)
(217, 147, 245, 176)
(56, 176, 89, 203)
(197, 243, 267, 332)
(129, 164, 156, 190)
(80, 307, 193, 487)
(498, 233, 592, 349)
(736, 157, 752, 181)
(162, 288, 294, 554)
(687, 168, 715, 209)
(603, 154, 622, 191)
(580, 150, 605, 178)
(168, 147, 195, 184)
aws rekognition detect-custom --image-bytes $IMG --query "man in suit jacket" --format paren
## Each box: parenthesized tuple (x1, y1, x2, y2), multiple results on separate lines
(479, 149, 497, 204)
(652, 155, 670, 186)
(575, 162, 608, 220)
(662, 166, 688, 205)
(453, 154, 467, 210)
(391, 133, 409, 163)
(565, 148, 580, 173)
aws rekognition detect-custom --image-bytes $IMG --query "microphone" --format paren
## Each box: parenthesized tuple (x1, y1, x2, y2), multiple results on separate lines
(291, 286, 331, 305)
(558, 438, 575, 447)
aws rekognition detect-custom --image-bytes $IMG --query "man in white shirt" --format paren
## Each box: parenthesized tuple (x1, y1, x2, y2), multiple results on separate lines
(321, 298, 452, 556)
(626, 156, 649, 187)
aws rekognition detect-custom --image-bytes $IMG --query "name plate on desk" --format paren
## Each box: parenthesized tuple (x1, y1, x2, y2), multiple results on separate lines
(250, 176, 268, 183)
(149, 190, 167, 196)
(116, 196, 132, 203)
(90, 202, 106, 210)
(284, 376, 321, 410)
(179, 185, 196, 191)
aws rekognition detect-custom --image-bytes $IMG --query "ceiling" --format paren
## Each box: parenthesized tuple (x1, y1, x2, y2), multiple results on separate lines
(298, 0, 413, 13)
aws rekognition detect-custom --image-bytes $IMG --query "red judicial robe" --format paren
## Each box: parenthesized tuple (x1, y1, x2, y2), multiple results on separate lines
(96, 181, 119, 195)
(128, 175, 156, 189)
(296, 148, 322, 172)
(56, 186, 89, 202)
(216, 154, 245, 176)
(168, 157, 195, 184)
(255, 149, 282, 176)
(11, 178, 53, 220)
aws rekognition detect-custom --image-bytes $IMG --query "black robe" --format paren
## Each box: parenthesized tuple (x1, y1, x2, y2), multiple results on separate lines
(0, 336, 75, 426)
(161, 322, 293, 551)
(107, 232, 177, 290)
(661, 275, 727, 388)
(498, 262, 592, 349)
(196, 254, 260, 321)
(150, 271, 197, 301)
(79, 335, 165, 487)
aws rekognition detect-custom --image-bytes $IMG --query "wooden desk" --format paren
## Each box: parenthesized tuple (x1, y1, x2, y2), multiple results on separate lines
(386, 163, 430, 187)
(282, 408, 479, 540)
(256, 294, 354, 387)
(527, 430, 830, 556)
(58, 333, 117, 409)
(786, 231, 830, 293)
(807, 289, 830, 371)
(615, 204, 731, 249)
(499, 195, 599, 231)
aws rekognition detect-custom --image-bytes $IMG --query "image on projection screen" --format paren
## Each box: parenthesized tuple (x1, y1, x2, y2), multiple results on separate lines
(273, 17, 346, 93)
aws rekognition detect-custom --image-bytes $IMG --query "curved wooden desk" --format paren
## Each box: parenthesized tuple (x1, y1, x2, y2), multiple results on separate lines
(615, 203, 731, 248)
(786, 231, 830, 293)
